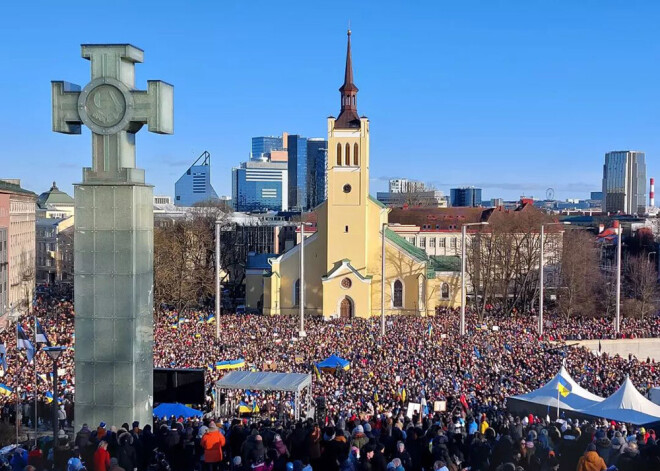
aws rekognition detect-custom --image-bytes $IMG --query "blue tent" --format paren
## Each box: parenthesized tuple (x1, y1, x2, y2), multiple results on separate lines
(316, 354, 350, 371)
(153, 403, 203, 418)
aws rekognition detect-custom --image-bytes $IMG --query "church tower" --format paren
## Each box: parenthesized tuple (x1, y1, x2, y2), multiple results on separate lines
(326, 30, 371, 272)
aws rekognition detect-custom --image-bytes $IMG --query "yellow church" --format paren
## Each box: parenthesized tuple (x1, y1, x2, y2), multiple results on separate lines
(249, 31, 461, 319)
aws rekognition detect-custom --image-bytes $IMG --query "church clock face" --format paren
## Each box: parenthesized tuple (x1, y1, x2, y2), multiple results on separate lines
(343, 184, 352, 193)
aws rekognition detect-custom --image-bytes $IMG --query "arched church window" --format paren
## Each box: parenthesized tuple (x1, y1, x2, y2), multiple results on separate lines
(441, 282, 450, 299)
(353, 143, 359, 166)
(336, 143, 342, 166)
(294, 279, 300, 306)
(345, 143, 350, 166)
(393, 280, 403, 308)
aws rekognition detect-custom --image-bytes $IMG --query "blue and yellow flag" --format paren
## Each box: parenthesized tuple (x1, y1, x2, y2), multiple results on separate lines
(313, 364, 322, 382)
(557, 377, 572, 397)
(206, 315, 216, 324)
(0, 384, 13, 396)
(427, 323, 433, 338)
(215, 359, 245, 370)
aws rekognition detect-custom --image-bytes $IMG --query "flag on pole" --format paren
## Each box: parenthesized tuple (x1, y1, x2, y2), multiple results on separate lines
(557, 377, 572, 397)
(36, 320, 51, 346)
(17, 325, 35, 362)
(427, 323, 433, 338)
(313, 364, 322, 382)
(0, 384, 13, 396)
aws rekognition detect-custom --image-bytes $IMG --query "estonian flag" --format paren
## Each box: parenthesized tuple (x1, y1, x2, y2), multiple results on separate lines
(36, 320, 51, 346)
(17, 326, 35, 362)
(557, 377, 572, 397)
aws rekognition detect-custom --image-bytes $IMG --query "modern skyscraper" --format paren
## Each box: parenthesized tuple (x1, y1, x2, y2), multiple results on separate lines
(602, 151, 646, 214)
(232, 160, 288, 212)
(307, 138, 328, 208)
(450, 187, 482, 207)
(174, 151, 219, 206)
(287, 134, 308, 211)
(252, 135, 284, 160)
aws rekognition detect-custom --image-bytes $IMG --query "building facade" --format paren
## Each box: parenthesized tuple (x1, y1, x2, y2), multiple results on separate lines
(36, 216, 74, 284)
(252, 136, 284, 160)
(0, 228, 6, 312)
(250, 31, 461, 319)
(36, 182, 74, 219)
(389, 178, 425, 193)
(450, 187, 482, 207)
(0, 180, 36, 313)
(232, 160, 288, 212)
(307, 138, 328, 209)
(175, 151, 219, 206)
(376, 190, 448, 208)
(287, 135, 308, 211)
(602, 151, 646, 214)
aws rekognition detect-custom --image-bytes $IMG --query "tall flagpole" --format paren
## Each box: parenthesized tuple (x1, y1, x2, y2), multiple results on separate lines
(15, 320, 19, 444)
(33, 315, 38, 445)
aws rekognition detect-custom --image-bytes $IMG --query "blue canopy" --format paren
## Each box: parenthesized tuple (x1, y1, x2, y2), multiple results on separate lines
(153, 402, 203, 418)
(316, 354, 350, 370)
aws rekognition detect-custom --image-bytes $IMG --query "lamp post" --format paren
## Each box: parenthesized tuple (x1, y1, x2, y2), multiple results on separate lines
(615, 222, 622, 334)
(460, 222, 488, 336)
(215, 220, 221, 340)
(538, 222, 570, 336)
(381, 223, 386, 337)
(299, 219, 312, 337)
(43, 346, 65, 442)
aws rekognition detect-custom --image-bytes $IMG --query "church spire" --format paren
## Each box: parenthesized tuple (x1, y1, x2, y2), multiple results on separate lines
(335, 29, 360, 129)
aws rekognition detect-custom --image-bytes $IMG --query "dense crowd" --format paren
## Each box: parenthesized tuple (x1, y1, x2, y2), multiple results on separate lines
(0, 287, 659, 470)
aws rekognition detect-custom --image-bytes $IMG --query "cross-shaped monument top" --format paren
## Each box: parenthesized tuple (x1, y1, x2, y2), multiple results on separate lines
(52, 44, 173, 184)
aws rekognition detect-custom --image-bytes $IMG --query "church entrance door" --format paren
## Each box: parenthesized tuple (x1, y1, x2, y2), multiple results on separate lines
(340, 297, 353, 319)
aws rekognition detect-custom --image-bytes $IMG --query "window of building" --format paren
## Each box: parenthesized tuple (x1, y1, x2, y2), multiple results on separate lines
(420, 237, 426, 248)
(409, 237, 416, 246)
(441, 282, 450, 299)
(336, 143, 342, 165)
(450, 238, 457, 249)
(430, 238, 436, 248)
(345, 226, 349, 233)
(353, 143, 359, 166)
(439, 238, 446, 248)
(294, 279, 300, 306)
(393, 280, 403, 308)
(345, 143, 350, 166)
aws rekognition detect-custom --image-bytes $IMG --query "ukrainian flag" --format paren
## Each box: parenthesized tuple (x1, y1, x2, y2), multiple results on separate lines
(238, 401, 253, 414)
(427, 323, 433, 338)
(45, 392, 54, 403)
(206, 315, 216, 324)
(557, 377, 572, 397)
(313, 364, 322, 382)
(215, 359, 245, 370)
(0, 384, 13, 396)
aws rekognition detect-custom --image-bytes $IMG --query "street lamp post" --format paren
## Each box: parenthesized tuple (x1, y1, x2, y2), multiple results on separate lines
(615, 222, 622, 334)
(539, 222, 570, 336)
(460, 222, 488, 336)
(215, 220, 221, 340)
(43, 346, 65, 442)
(381, 223, 386, 337)
(299, 220, 312, 337)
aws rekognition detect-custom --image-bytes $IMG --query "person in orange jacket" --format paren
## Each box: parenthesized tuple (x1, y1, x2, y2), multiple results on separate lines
(576, 443, 607, 471)
(201, 421, 226, 471)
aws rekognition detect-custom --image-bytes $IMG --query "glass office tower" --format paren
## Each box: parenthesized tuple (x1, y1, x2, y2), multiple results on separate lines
(602, 151, 646, 214)
(307, 138, 328, 209)
(232, 160, 288, 212)
(174, 152, 219, 206)
(251, 136, 283, 160)
(450, 187, 482, 207)
(287, 135, 308, 211)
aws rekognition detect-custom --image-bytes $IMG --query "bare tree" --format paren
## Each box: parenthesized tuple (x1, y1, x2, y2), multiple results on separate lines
(556, 229, 599, 318)
(624, 254, 658, 318)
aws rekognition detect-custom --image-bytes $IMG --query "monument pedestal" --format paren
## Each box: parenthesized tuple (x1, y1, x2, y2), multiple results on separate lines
(74, 183, 154, 428)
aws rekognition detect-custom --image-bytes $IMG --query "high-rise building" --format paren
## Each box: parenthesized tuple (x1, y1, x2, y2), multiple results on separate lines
(232, 160, 288, 212)
(174, 151, 219, 206)
(450, 187, 482, 207)
(389, 178, 425, 193)
(602, 151, 646, 214)
(287, 135, 308, 210)
(307, 138, 328, 208)
(0, 227, 6, 313)
(252, 135, 284, 161)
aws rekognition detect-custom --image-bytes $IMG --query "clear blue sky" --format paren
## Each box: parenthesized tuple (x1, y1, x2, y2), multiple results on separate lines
(1, 1, 659, 202)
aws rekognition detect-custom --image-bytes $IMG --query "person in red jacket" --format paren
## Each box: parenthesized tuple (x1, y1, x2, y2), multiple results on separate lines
(94, 440, 111, 471)
(200, 421, 226, 471)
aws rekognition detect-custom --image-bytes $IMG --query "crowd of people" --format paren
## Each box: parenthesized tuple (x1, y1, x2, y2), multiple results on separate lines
(0, 287, 659, 470)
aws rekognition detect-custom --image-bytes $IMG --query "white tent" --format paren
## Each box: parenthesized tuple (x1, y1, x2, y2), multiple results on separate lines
(581, 377, 660, 425)
(507, 365, 604, 415)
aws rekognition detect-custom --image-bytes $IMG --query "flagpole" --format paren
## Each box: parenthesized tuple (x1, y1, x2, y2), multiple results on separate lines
(15, 320, 19, 445)
(556, 385, 560, 421)
(33, 315, 38, 446)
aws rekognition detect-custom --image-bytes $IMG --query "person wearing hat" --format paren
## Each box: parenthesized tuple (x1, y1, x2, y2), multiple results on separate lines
(616, 441, 641, 471)
(201, 421, 226, 471)
(576, 443, 606, 471)
(608, 432, 625, 466)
